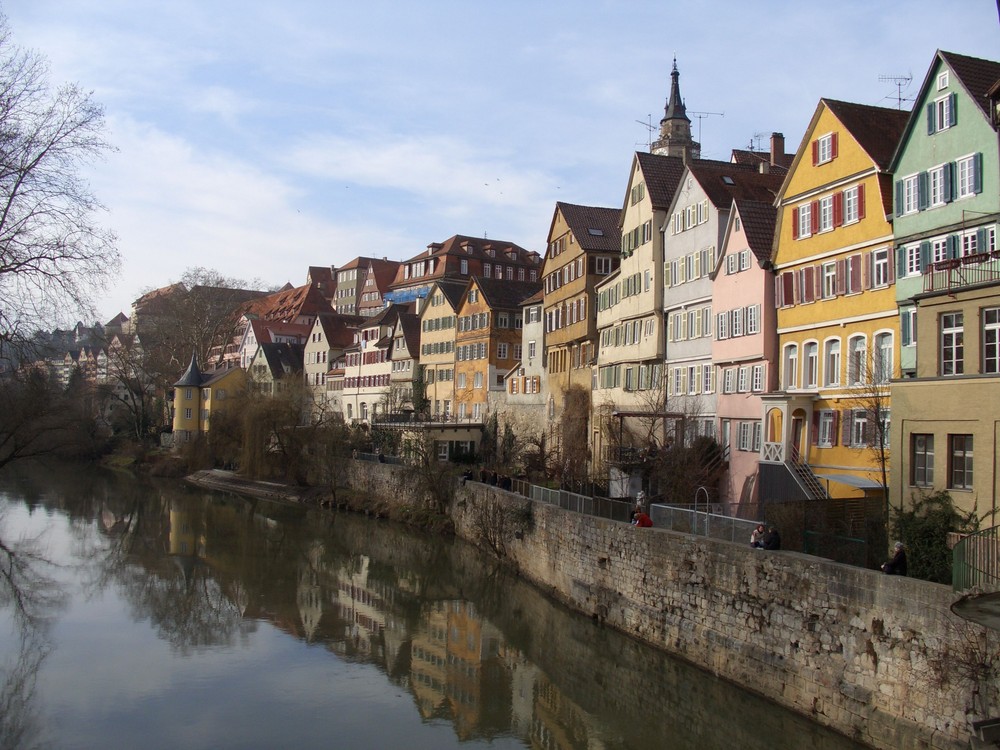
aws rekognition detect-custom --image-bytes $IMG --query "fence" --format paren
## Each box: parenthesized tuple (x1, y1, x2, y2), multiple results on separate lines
(649, 504, 761, 544)
(953, 526, 1000, 593)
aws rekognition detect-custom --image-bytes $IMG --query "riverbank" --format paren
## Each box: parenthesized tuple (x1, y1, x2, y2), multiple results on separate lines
(187, 462, 990, 750)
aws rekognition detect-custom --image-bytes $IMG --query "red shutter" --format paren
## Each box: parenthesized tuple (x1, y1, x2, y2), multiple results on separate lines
(857, 183, 866, 219)
(811, 140, 819, 166)
(831, 411, 839, 446)
(830, 132, 839, 160)
(836, 259, 847, 295)
(841, 410, 853, 446)
(833, 192, 844, 227)
(781, 272, 794, 307)
(863, 252, 872, 290)
(803, 266, 814, 302)
(854, 253, 864, 291)
(814, 264, 823, 300)
(792, 207, 800, 239)
(812, 411, 820, 445)
(811, 201, 820, 234)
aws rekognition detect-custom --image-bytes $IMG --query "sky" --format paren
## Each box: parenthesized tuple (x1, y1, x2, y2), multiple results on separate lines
(5, 1, 1000, 323)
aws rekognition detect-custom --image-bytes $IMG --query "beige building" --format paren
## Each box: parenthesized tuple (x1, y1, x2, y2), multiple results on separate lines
(417, 280, 466, 419)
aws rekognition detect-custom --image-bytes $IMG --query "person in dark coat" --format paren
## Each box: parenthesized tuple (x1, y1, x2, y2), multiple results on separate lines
(762, 526, 781, 550)
(881, 542, 907, 575)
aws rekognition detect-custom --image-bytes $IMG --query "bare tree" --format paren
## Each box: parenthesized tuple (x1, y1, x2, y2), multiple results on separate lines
(844, 346, 895, 514)
(0, 13, 118, 364)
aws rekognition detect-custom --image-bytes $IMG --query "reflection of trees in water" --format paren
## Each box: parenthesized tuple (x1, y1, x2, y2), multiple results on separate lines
(0, 502, 67, 750)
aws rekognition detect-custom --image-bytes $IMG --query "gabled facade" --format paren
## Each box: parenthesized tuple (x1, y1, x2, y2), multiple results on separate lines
(303, 312, 362, 412)
(888, 51, 1000, 516)
(713, 199, 780, 507)
(593, 151, 685, 465)
(496, 290, 547, 431)
(334, 257, 399, 316)
(248, 342, 305, 395)
(357, 258, 402, 317)
(387, 310, 421, 412)
(663, 161, 783, 441)
(454, 278, 540, 422)
(339, 304, 410, 423)
(418, 280, 466, 420)
(542, 202, 621, 422)
(238, 317, 311, 369)
(762, 99, 908, 502)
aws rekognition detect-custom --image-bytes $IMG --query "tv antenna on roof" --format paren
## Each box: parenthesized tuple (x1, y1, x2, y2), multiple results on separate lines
(690, 111, 724, 144)
(635, 114, 655, 151)
(878, 73, 913, 110)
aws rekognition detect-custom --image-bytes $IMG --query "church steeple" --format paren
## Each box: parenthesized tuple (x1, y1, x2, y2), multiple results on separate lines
(651, 57, 700, 161)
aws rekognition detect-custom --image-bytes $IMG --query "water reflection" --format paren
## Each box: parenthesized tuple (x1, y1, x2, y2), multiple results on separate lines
(0, 464, 867, 750)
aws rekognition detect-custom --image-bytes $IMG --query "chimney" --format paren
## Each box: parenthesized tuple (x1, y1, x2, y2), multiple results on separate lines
(770, 132, 784, 166)
(759, 162, 770, 174)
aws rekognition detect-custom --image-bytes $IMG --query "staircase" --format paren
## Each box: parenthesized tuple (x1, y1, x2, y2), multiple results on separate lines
(788, 459, 829, 501)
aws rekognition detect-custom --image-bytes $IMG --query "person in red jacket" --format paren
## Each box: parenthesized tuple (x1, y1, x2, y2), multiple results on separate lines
(632, 511, 653, 527)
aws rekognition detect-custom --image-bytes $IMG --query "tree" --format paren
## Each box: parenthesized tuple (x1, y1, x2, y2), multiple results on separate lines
(0, 14, 119, 364)
(95, 334, 160, 443)
(844, 345, 895, 514)
(891, 490, 977, 583)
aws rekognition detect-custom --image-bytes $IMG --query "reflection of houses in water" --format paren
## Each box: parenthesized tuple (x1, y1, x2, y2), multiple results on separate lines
(297, 541, 325, 643)
(409, 600, 511, 741)
(531, 672, 610, 750)
(168, 501, 207, 583)
(329, 556, 388, 661)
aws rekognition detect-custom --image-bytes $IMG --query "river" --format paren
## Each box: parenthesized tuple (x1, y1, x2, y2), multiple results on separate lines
(0, 462, 868, 750)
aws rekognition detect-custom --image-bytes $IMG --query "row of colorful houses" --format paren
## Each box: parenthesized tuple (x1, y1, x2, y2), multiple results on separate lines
(170, 49, 1000, 519)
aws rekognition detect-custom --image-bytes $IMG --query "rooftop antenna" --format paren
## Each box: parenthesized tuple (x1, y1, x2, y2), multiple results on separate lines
(690, 111, 724, 144)
(635, 114, 655, 151)
(878, 73, 913, 110)
(749, 131, 768, 152)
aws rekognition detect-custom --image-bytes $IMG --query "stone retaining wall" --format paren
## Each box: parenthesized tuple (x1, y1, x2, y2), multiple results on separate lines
(345, 461, 995, 749)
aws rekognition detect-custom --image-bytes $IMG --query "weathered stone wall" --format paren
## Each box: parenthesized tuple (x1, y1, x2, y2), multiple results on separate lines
(346, 461, 994, 750)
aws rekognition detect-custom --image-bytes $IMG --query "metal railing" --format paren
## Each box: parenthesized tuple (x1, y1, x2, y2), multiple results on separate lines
(649, 503, 762, 544)
(924, 251, 1000, 293)
(953, 526, 1000, 592)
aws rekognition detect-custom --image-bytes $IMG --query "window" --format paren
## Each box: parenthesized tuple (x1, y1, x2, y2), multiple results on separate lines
(902, 174, 919, 214)
(957, 155, 980, 199)
(851, 410, 868, 447)
(184, 408, 192, 420)
(928, 165, 949, 206)
(804, 342, 818, 388)
(905, 245, 922, 276)
(819, 196, 834, 232)
(460, 258, 468, 274)
(941, 312, 964, 376)
(949, 434, 973, 489)
(911, 434, 934, 486)
(751, 364, 764, 392)
(783, 344, 798, 390)
(737, 366, 749, 393)
(817, 410, 835, 447)
(723, 368, 735, 394)
(458, 373, 466, 388)
(797, 203, 812, 238)
(873, 248, 890, 287)
(985, 308, 1000, 374)
(901, 308, 917, 347)
(746, 304, 760, 334)
(824, 339, 841, 386)
(184, 388, 192, 401)
(822, 262, 837, 299)
(498, 343, 508, 359)
(874, 332, 893, 383)
(848, 335, 866, 385)
(930, 94, 955, 133)
(844, 186, 860, 224)
(474, 372, 483, 389)
(815, 133, 835, 164)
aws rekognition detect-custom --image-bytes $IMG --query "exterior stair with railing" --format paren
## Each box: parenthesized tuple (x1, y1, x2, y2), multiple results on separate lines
(787, 459, 829, 501)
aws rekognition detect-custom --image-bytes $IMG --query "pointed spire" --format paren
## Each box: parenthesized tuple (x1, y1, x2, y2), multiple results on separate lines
(662, 56, 690, 124)
(174, 350, 203, 387)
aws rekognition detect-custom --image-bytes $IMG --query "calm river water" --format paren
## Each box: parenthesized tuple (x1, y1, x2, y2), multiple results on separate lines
(0, 463, 868, 750)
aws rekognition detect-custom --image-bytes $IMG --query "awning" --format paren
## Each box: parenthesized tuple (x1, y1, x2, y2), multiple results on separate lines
(814, 473, 884, 490)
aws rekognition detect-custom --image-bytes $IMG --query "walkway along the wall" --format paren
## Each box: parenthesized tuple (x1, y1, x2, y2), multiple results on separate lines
(344, 460, 995, 750)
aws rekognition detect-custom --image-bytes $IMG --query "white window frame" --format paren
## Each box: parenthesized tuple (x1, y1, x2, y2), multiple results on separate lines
(902, 174, 919, 214)
(844, 186, 859, 224)
(957, 155, 976, 199)
(816, 133, 834, 164)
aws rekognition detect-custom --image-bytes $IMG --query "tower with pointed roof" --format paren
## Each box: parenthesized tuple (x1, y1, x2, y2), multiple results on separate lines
(651, 58, 700, 161)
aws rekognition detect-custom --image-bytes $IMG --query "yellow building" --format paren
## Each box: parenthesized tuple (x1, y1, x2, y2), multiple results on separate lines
(761, 99, 908, 502)
(542, 202, 620, 417)
(418, 280, 466, 419)
(171, 353, 246, 446)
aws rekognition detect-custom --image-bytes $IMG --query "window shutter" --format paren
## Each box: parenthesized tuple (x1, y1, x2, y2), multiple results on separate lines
(973, 152, 984, 194)
(841, 410, 852, 446)
(831, 411, 839, 447)
(836, 258, 847, 295)
(947, 235, 960, 259)
(977, 227, 987, 253)
(792, 206, 800, 239)
(814, 264, 823, 300)
(943, 162, 953, 202)
(792, 270, 801, 304)
(896, 245, 907, 278)
(811, 139, 819, 166)
(894, 181, 904, 217)
(862, 252, 871, 290)
(782, 272, 794, 307)
(810, 201, 820, 234)
(833, 192, 843, 226)
(949, 92, 958, 127)
(830, 132, 839, 159)
(920, 240, 931, 270)
(812, 411, 820, 445)
(857, 183, 866, 219)
(803, 266, 814, 302)
(887, 250, 895, 284)
(917, 172, 929, 211)
(926, 103, 936, 135)
(901, 308, 911, 345)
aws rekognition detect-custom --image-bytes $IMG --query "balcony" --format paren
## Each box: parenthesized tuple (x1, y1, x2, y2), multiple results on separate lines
(923, 250, 1000, 293)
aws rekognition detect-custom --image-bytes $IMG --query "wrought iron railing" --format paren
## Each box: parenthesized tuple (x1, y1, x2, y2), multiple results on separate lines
(924, 251, 1000, 293)
(953, 525, 1000, 592)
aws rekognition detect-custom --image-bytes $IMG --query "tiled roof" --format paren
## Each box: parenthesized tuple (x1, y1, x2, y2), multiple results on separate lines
(317, 312, 364, 348)
(730, 149, 792, 172)
(941, 50, 1000, 120)
(688, 161, 784, 210)
(474, 278, 543, 310)
(823, 99, 909, 170)
(733, 200, 778, 265)
(634, 152, 687, 210)
(521, 288, 544, 306)
(432, 279, 469, 311)
(259, 342, 304, 379)
(243, 281, 333, 322)
(556, 202, 622, 252)
(397, 313, 421, 356)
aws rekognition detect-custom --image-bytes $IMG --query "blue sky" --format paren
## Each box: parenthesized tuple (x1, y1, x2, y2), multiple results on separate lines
(6, 1, 999, 322)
